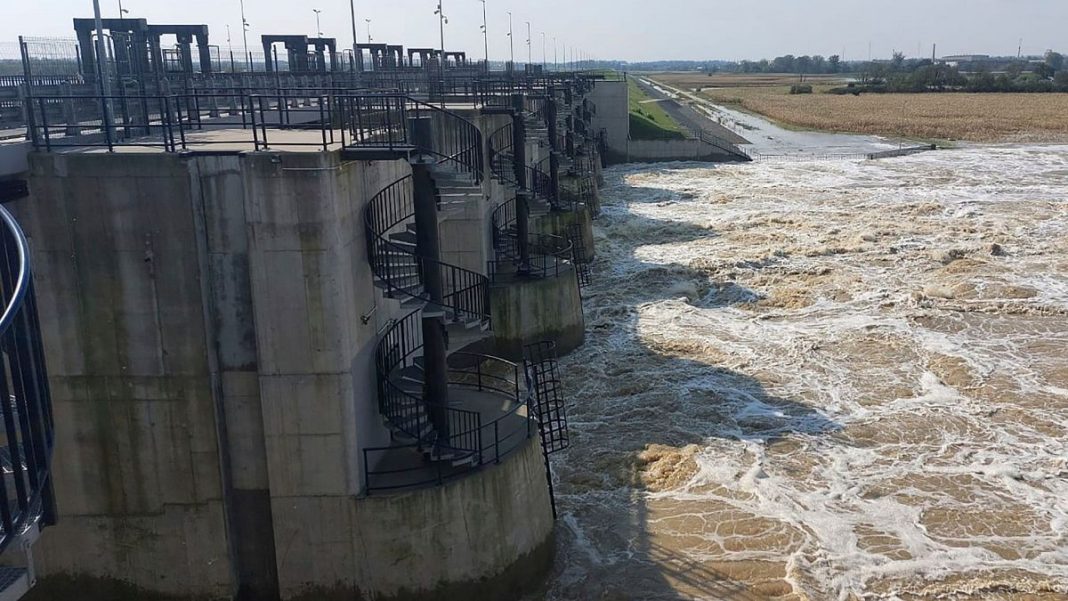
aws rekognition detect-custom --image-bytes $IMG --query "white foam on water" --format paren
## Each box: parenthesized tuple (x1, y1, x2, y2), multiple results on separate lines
(547, 146, 1068, 600)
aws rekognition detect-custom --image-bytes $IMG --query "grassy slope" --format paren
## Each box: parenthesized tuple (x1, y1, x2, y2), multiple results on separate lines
(627, 78, 685, 140)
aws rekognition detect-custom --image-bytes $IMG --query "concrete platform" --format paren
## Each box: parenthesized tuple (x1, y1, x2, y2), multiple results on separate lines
(365, 387, 533, 493)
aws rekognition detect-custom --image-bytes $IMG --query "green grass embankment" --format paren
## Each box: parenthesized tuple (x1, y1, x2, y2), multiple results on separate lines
(627, 78, 686, 140)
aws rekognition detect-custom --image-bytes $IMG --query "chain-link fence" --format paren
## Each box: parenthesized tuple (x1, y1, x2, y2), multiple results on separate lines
(19, 37, 83, 79)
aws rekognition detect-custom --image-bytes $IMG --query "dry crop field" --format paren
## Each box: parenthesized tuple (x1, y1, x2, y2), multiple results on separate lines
(647, 72, 1068, 143)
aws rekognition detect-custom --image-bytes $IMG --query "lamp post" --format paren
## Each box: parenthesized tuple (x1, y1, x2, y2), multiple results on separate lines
(365, 19, 372, 43)
(553, 36, 557, 71)
(91, 0, 112, 123)
(541, 32, 546, 70)
(526, 21, 531, 67)
(479, 0, 488, 69)
(434, 1, 447, 107)
(507, 12, 514, 70)
(349, 0, 358, 61)
(313, 9, 323, 37)
(239, 0, 250, 69)
(118, 0, 128, 17)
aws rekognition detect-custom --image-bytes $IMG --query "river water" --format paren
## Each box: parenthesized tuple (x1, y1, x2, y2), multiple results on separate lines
(545, 145, 1068, 600)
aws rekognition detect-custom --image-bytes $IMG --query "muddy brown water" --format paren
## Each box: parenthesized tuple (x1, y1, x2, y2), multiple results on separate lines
(543, 146, 1068, 600)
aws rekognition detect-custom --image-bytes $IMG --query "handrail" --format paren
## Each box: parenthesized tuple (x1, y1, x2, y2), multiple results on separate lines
(341, 94, 484, 184)
(366, 310, 534, 493)
(488, 121, 514, 183)
(364, 175, 490, 323)
(0, 207, 30, 333)
(489, 197, 576, 282)
(0, 204, 56, 554)
(695, 129, 752, 161)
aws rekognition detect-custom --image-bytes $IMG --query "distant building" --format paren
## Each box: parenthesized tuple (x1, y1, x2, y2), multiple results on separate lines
(939, 54, 991, 67)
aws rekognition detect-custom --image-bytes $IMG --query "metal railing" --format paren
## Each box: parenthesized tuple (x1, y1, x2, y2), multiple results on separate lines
(341, 94, 484, 183)
(0, 204, 56, 554)
(361, 89, 508, 492)
(489, 197, 576, 282)
(488, 121, 514, 182)
(364, 176, 490, 324)
(373, 309, 482, 453)
(26, 91, 341, 152)
(694, 129, 752, 161)
(364, 310, 534, 493)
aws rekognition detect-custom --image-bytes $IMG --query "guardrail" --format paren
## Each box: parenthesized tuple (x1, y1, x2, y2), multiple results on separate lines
(341, 94, 484, 183)
(749, 147, 937, 163)
(26, 92, 340, 152)
(0, 204, 56, 554)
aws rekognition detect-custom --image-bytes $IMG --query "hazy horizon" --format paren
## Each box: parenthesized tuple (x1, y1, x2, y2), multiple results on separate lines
(3, 1, 1066, 63)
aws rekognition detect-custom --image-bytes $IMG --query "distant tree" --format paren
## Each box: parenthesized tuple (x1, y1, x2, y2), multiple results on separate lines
(828, 55, 841, 73)
(890, 51, 906, 71)
(1045, 50, 1064, 71)
(1055, 71, 1068, 90)
(1035, 63, 1055, 79)
(771, 54, 797, 73)
(967, 70, 997, 92)
(812, 55, 826, 73)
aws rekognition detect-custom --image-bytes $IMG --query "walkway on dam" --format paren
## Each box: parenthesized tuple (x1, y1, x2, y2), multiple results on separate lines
(642, 76, 911, 159)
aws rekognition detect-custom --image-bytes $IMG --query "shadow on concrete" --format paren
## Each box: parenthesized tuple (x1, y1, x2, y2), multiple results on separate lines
(539, 164, 840, 600)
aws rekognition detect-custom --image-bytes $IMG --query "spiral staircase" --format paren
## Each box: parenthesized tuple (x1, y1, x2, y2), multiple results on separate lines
(357, 95, 566, 492)
(487, 86, 598, 288)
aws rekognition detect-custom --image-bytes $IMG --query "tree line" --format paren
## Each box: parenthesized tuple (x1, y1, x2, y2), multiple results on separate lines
(713, 50, 1068, 93)
(846, 51, 1068, 93)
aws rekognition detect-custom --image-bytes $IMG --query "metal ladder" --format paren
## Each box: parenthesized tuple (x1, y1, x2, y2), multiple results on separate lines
(567, 223, 592, 289)
(524, 341, 570, 518)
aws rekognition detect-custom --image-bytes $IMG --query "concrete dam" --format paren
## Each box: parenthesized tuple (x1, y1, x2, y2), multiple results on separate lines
(0, 10, 672, 601)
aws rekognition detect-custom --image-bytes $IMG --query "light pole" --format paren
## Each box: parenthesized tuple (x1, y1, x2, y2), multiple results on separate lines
(479, 0, 488, 69)
(507, 12, 514, 69)
(553, 36, 557, 71)
(541, 32, 546, 70)
(91, 0, 112, 122)
(118, 0, 128, 17)
(365, 19, 372, 43)
(434, 1, 447, 107)
(239, 0, 250, 68)
(313, 9, 323, 37)
(526, 21, 531, 67)
(225, 24, 235, 71)
(349, 0, 358, 62)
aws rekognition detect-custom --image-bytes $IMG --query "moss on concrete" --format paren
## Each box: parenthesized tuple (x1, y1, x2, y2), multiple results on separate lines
(491, 273, 586, 360)
(26, 574, 215, 601)
(286, 533, 555, 601)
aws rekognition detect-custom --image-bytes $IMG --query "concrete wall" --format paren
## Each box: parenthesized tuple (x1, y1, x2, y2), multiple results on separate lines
(490, 274, 585, 360)
(18, 146, 556, 601)
(16, 153, 235, 599)
(0, 141, 30, 178)
(531, 207, 595, 264)
(280, 438, 553, 600)
(588, 80, 628, 157)
(625, 138, 741, 163)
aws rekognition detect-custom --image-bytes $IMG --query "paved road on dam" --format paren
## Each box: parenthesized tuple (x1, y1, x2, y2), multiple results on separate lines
(641, 76, 910, 159)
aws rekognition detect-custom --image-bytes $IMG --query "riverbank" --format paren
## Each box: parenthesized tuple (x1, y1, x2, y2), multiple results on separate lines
(648, 72, 1068, 144)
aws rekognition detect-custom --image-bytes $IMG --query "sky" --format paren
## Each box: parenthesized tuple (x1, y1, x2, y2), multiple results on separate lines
(2, 0, 1066, 62)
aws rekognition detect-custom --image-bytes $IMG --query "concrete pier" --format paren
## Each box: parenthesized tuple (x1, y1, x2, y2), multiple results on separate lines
(490, 274, 585, 359)
(14, 146, 556, 600)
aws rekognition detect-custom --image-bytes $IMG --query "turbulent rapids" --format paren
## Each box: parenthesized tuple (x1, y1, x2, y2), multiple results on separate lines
(545, 146, 1068, 600)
